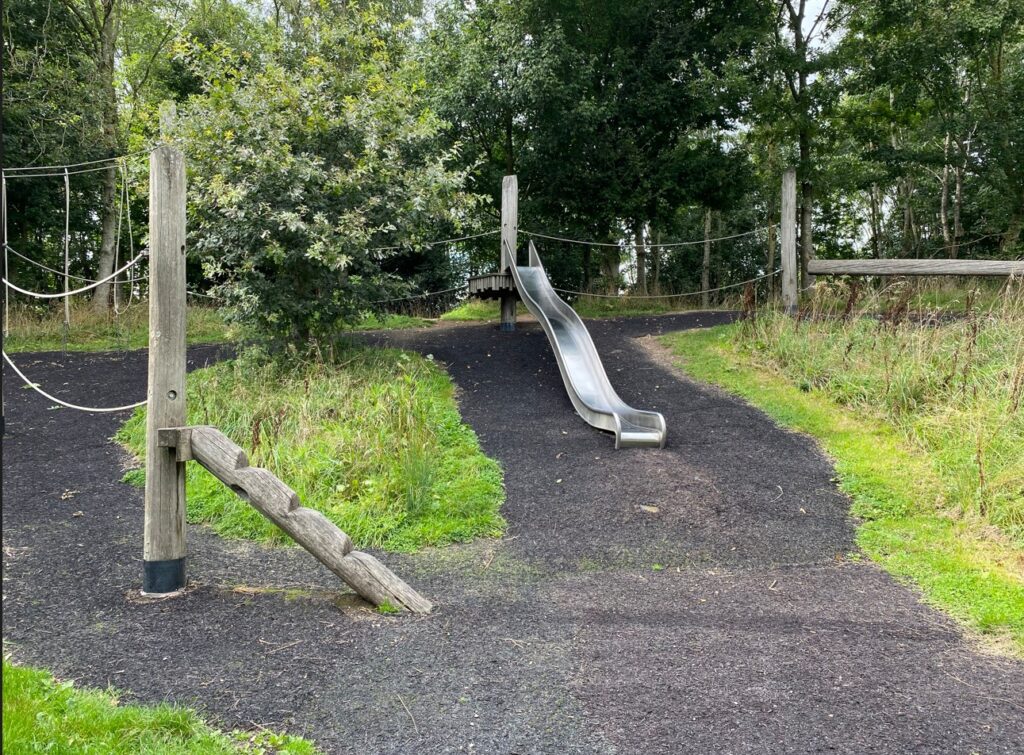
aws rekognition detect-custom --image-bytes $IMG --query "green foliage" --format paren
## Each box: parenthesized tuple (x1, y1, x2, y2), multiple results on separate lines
(1, 658, 316, 754)
(179, 6, 484, 347)
(117, 347, 505, 551)
(662, 292, 1024, 653)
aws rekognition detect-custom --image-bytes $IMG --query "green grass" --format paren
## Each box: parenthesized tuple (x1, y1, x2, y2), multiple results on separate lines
(4, 302, 231, 353)
(2, 658, 316, 753)
(661, 299, 1024, 654)
(348, 312, 433, 330)
(441, 293, 719, 322)
(117, 346, 505, 551)
(440, 298, 502, 321)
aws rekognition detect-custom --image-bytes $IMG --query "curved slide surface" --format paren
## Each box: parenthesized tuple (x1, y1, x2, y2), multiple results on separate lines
(508, 241, 666, 449)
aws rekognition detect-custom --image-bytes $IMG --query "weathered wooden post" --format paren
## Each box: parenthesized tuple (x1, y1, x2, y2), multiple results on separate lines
(143, 103, 188, 594)
(500, 175, 518, 331)
(780, 168, 798, 314)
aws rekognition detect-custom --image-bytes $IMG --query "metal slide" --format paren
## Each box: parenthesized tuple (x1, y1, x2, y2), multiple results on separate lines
(508, 241, 667, 449)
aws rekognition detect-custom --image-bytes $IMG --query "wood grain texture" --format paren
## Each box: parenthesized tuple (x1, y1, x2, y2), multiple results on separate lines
(180, 426, 432, 613)
(808, 258, 1024, 276)
(500, 175, 518, 328)
(780, 169, 798, 314)
(143, 145, 188, 567)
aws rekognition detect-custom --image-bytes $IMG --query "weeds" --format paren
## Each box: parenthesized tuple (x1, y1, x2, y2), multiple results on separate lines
(4, 301, 231, 353)
(117, 345, 505, 551)
(734, 278, 1023, 543)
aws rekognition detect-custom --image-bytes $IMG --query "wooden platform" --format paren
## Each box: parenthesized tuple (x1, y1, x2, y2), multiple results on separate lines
(468, 273, 518, 300)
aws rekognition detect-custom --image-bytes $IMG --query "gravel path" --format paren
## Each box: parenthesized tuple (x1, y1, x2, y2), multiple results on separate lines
(3, 314, 1022, 754)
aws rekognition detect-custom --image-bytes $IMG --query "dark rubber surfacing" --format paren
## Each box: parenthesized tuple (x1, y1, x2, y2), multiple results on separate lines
(3, 316, 1022, 754)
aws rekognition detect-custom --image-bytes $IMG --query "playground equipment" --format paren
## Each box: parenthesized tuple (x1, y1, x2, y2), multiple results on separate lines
(469, 175, 667, 449)
(512, 239, 666, 448)
(2, 109, 432, 609)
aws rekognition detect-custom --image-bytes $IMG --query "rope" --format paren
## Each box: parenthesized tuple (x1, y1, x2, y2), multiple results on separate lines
(63, 169, 71, 330)
(3, 251, 147, 299)
(371, 284, 467, 304)
(2, 177, 8, 337)
(553, 269, 781, 299)
(1, 148, 154, 175)
(368, 229, 499, 253)
(6, 244, 116, 282)
(522, 227, 763, 248)
(2, 351, 147, 413)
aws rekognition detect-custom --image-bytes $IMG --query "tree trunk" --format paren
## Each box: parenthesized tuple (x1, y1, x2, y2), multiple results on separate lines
(799, 131, 813, 291)
(766, 219, 776, 299)
(651, 229, 661, 295)
(953, 164, 964, 259)
(900, 176, 916, 258)
(940, 134, 952, 258)
(90, 1, 121, 315)
(633, 219, 647, 295)
(869, 183, 882, 259)
(702, 208, 711, 309)
(582, 245, 592, 291)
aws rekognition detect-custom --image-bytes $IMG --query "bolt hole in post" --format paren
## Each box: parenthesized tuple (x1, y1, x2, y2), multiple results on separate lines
(167, 390, 177, 401)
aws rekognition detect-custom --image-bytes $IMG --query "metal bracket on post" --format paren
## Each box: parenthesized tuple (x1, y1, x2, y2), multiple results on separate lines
(500, 175, 518, 331)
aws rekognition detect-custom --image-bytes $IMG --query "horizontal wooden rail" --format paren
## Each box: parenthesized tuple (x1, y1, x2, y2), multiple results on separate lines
(808, 259, 1024, 277)
(158, 426, 432, 614)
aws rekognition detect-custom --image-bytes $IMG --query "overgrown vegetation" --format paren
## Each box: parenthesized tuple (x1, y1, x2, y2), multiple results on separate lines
(662, 281, 1024, 653)
(4, 302, 231, 353)
(1, 658, 316, 754)
(117, 347, 505, 551)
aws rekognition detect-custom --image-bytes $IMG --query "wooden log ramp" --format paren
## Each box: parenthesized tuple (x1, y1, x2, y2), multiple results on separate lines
(157, 426, 433, 614)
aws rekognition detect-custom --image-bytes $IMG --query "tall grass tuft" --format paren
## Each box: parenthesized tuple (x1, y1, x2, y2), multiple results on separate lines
(735, 278, 1024, 543)
(4, 300, 230, 353)
(117, 346, 505, 551)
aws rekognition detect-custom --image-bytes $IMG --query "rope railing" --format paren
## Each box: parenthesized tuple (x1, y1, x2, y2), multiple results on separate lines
(2, 351, 147, 413)
(522, 227, 764, 248)
(1, 148, 155, 176)
(2, 251, 148, 300)
(367, 229, 500, 253)
(370, 283, 468, 305)
(552, 269, 781, 300)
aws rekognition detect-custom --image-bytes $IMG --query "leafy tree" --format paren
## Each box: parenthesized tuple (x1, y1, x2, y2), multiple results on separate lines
(179, 5, 482, 346)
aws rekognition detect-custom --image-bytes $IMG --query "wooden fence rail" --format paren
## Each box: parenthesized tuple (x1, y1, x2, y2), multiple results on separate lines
(807, 258, 1024, 277)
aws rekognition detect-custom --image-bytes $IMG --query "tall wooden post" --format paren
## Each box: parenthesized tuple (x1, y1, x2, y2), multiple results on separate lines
(143, 108, 188, 594)
(781, 169, 798, 314)
(500, 175, 518, 331)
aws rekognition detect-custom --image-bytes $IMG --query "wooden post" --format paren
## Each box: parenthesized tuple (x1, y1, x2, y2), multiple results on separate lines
(500, 175, 518, 331)
(143, 125, 188, 594)
(781, 169, 798, 314)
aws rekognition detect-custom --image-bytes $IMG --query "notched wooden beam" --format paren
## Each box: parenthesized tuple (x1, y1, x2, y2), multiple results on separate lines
(157, 426, 194, 462)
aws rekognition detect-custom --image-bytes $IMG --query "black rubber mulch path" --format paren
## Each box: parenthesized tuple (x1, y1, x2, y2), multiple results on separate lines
(3, 314, 1023, 754)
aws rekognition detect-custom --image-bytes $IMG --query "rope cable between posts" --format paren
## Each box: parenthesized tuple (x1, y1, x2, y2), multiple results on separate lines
(2, 250, 147, 299)
(2, 351, 147, 413)
(522, 227, 764, 248)
(1, 148, 155, 174)
(367, 229, 500, 253)
(371, 284, 468, 305)
(552, 269, 781, 299)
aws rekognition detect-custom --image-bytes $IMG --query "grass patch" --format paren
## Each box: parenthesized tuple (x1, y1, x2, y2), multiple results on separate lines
(349, 312, 433, 331)
(661, 290, 1024, 654)
(1, 657, 316, 753)
(440, 298, 501, 322)
(117, 346, 505, 551)
(440, 293, 721, 322)
(4, 301, 231, 353)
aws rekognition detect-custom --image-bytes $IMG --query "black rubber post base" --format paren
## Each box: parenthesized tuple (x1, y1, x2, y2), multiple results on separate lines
(142, 558, 185, 594)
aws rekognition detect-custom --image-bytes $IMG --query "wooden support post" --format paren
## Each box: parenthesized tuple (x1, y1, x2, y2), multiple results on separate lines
(781, 169, 798, 314)
(500, 175, 518, 331)
(143, 132, 188, 594)
(168, 426, 432, 613)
